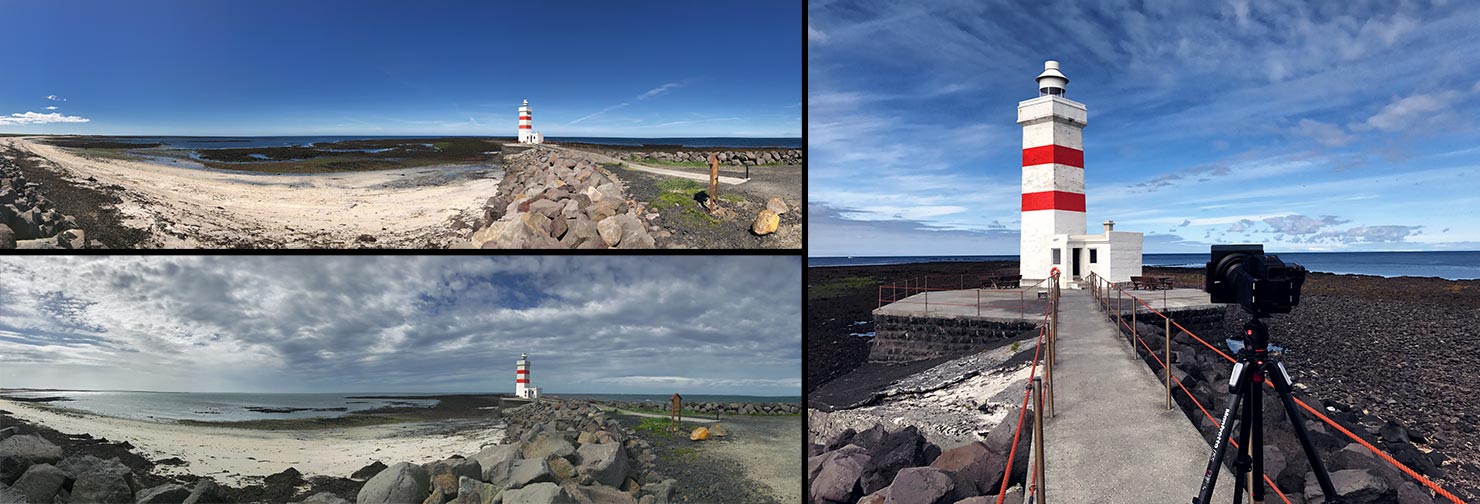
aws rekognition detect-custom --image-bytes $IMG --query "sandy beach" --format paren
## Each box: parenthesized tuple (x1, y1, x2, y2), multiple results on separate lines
(0, 137, 500, 248)
(0, 398, 503, 487)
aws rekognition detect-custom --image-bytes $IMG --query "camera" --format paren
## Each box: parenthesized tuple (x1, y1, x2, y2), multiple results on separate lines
(1205, 244, 1307, 316)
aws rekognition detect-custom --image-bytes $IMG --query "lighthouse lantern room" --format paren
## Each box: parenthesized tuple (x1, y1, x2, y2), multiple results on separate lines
(1017, 60, 1142, 287)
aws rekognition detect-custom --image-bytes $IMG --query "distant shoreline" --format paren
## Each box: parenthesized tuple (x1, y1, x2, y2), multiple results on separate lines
(809, 251, 1480, 280)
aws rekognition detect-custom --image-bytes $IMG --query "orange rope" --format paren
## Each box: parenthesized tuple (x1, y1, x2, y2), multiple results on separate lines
(1110, 285, 1466, 503)
(995, 274, 1055, 504)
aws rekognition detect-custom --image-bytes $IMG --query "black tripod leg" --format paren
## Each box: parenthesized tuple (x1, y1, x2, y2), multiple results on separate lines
(1251, 368, 1266, 504)
(1268, 361, 1339, 500)
(1232, 384, 1252, 504)
(1194, 362, 1250, 504)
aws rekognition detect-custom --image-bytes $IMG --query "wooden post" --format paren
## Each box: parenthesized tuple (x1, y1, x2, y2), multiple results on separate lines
(1033, 377, 1047, 504)
(1166, 316, 1173, 410)
(707, 153, 720, 211)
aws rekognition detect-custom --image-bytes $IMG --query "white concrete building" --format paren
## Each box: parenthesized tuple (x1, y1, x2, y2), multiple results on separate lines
(517, 100, 542, 144)
(515, 353, 539, 398)
(1017, 61, 1142, 287)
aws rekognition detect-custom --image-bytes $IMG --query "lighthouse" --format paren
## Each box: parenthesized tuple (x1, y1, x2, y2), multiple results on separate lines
(515, 353, 539, 398)
(1017, 60, 1142, 287)
(516, 100, 543, 144)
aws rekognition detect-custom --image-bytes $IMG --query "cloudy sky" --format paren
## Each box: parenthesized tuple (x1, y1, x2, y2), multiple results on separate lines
(0, 256, 800, 397)
(809, 0, 1480, 256)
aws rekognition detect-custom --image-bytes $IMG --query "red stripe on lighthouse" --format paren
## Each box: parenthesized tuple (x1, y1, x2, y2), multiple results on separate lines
(1021, 145, 1084, 168)
(1021, 191, 1086, 212)
(516, 379, 529, 383)
(520, 116, 531, 120)
(519, 125, 532, 129)
(516, 370, 528, 374)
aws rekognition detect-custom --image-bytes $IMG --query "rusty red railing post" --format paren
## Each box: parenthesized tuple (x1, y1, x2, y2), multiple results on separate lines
(1032, 376, 1047, 504)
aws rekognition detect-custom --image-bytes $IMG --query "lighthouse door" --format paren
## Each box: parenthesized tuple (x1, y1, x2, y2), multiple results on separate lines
(1071, 248, 1082, 278)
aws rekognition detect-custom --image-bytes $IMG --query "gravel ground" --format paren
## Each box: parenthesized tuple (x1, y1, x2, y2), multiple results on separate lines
(611, 414, 795, 504)
(614, 163, 801, 249)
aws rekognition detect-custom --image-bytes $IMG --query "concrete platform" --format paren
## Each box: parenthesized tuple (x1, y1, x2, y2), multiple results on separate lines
(1100, 287, 1221, 314)
(872, 288, 1053, 321)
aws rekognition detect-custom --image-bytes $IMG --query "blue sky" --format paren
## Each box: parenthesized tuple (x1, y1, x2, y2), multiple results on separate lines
(0, 1, 800, 137)
(809, 0, 1480, 256)
(0, 256, 801, 396)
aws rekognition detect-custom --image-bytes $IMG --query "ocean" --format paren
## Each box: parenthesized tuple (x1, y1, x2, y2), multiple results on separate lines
(808, 251, 1480, 280)
(0, 390, 439, 422)
(0, 390, 798, 423)
(95, 136, 801, 150)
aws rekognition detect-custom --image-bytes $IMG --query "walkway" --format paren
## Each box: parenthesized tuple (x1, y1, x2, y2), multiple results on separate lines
(547, 145, 749, 185)
(1042, 289, 1234, 503)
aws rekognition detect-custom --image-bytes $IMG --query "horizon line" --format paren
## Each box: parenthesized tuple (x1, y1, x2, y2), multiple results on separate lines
(0, 387, 801, 397)
(0, 132, 803, 139)
(808, 249, 1480, 258)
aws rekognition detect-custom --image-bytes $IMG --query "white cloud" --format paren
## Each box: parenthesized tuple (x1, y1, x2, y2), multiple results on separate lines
(637, 81, 686, 100)
(0, 112, 91, 125)
(46, 95, 67, 102)
(809, 23, 827, 43)
(44, 106, 58, 111)
(1361, 91, 1459, 131)
(1293, 118, 1354, 146)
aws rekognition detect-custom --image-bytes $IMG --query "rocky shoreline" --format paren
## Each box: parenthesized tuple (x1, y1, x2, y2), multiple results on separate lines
(596, 149, 803, 167)
(592, 400, 801, 417)
(1, 399, 681, 504)
(457, 147, 662, 249)
(0, 156, 93, 249)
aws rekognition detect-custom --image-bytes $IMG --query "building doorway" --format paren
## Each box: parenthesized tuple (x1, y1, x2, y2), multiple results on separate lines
(1071, 248, 1082, 278)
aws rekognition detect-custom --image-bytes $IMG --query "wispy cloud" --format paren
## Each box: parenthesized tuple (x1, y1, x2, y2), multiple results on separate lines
(567, 102, 629, 125)
(46, 95, 67, 102)
(637, 81, 688, 100)
(44, 106, 58, 111)
(0, 112, 91, 125)
(808, 23, 827, 43)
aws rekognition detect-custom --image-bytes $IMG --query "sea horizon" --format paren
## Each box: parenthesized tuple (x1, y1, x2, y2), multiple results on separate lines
(808, 250, 1480, 280)
(6, 134, 803, 149)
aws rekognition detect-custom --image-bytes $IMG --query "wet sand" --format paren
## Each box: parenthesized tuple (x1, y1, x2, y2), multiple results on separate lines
(0, 398, 504, 487)
(0, 137, 501, 248)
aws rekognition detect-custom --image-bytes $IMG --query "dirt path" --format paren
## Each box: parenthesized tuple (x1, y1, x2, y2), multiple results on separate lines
(701, 415, 802, 504)
(1, 137, 501, 248)
(550, 146, 749, 185)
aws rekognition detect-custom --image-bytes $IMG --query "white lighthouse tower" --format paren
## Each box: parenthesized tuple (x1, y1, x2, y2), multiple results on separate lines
(1017, 60, 1142, 287)
(517, 100, 534, 143)
(515, 353, 539, 398)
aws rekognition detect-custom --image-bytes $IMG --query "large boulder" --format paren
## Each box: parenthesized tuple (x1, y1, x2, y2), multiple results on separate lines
(454, 476, 500, 504)
(299, 492, 353, 504)
(929, 441, 1005, 495)
(427, 457, 482, 499)
(983, 407, 1034, 485)
(57, 454, 131, 480)
(809, 445, 871, 504)
(0, 223, 14, 249)
(356, 461, 430, 504)
(750, 210, 779, 235)
(563, 481, 635, 504)
(574, 442, 629, 488)
(522, 436, 576, 461)
(1305, 468, 1395, 504)
(182, 479, 228, 504)
(765, 197, 789, 215)
(509, 458, 555, 489)
(470, 444, 520, 485)
(548, 457, 576, 482)
(136, 483, 192, 504)
(72, 471, 134, 504)
(0, 435, 62, 465)
(689, 427, 708, 441)
(860, 426, 932, 495)
(880, 466, 974, 504)
(12, 463, 66, 504)
(707, 424, 728, 438)
(351, 461, 388, 481)
(501, 482, 577, 504)
(0, 455, 29, 486)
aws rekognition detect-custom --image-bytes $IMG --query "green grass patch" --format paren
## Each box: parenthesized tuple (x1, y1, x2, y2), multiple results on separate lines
(809, 276, 878, 301)
(666, 446, 699, 462)
(647, 178, 718, 227)
(718, 194, 745, 204)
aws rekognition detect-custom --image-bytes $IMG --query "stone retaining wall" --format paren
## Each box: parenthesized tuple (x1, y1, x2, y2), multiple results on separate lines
(604, 149, 802, 166)
(868, 314, 1037, 363)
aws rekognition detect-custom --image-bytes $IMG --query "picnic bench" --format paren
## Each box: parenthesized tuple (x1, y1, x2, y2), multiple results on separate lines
(979, 274, 1021, 289)
(1131, 276, 1174, 290)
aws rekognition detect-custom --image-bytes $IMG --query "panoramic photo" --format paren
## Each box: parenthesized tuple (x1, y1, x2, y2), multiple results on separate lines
(0, 256, 802, 504)
(809, 1, 1478, 503)
(0, 1, 802, 249)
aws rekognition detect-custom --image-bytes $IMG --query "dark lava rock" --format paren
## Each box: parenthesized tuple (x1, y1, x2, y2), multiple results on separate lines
(351, 461, 387, 480)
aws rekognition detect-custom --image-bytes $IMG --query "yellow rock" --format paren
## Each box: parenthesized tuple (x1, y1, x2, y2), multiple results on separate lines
(751, 209, 779, 235)
(690, 426, 709, 441)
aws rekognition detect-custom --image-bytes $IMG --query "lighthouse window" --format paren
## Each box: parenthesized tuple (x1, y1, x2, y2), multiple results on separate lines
(1089, 249, 1098, 264)
(1052, 248, 1061, 265)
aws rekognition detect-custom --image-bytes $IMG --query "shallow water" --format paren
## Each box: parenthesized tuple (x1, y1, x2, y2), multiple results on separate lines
(0, 390, 438, 422)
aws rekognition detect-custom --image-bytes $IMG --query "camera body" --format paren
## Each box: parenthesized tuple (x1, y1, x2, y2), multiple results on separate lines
(1205, 244, 1307, 316)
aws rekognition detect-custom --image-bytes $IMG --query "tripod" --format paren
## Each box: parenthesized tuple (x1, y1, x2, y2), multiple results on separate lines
(1192, 317, 1340, 504)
